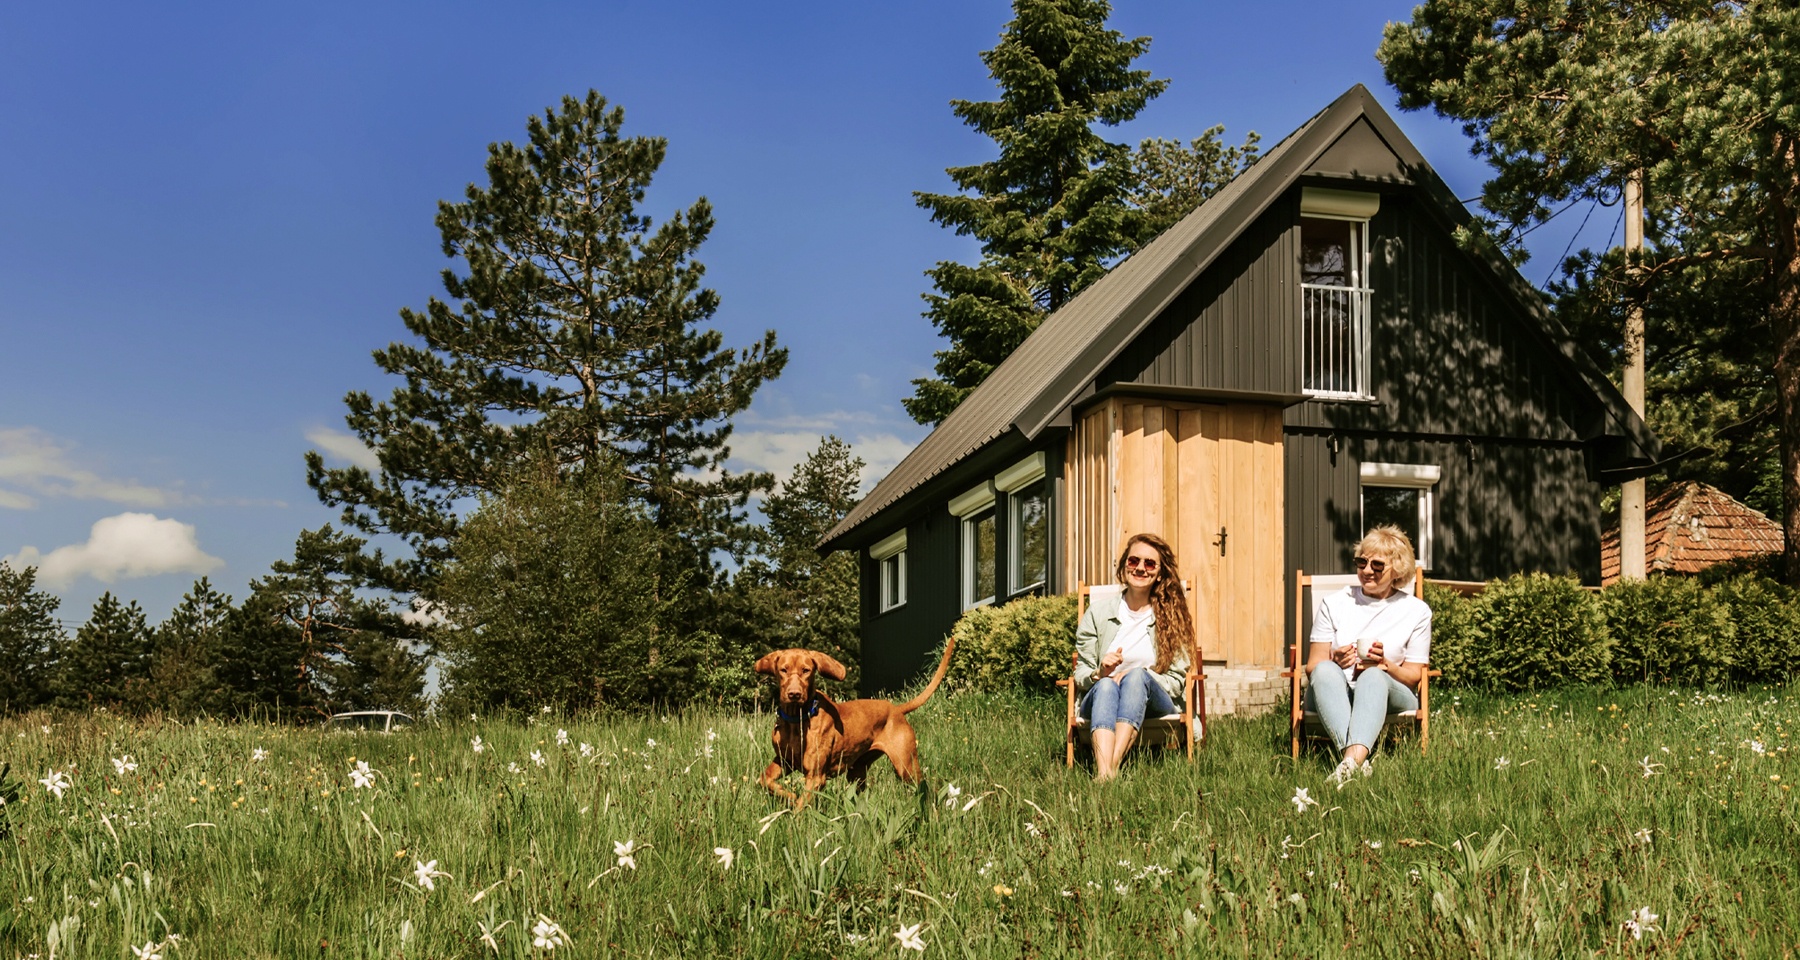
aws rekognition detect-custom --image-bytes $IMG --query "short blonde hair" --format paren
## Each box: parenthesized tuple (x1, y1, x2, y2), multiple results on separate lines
(1355, 525, 1417, 584)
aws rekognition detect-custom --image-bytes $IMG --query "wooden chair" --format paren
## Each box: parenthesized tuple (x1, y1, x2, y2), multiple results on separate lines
(1056, 580, 1206, 767)
(1283, 568, 1440, 759)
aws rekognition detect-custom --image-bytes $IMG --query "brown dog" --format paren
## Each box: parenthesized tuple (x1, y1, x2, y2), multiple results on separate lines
(755, 638, 956, 808)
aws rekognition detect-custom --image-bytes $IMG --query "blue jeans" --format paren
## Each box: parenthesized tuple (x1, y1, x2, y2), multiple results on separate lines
(1306, 665, 1419, 753)
(1081, 668, 1175, 732)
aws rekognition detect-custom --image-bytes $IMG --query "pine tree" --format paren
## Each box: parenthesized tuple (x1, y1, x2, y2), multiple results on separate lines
(149, 578, 235, 718)
(251, 526, 419, 718)
(1126, 128, 1261, 247)
(306, 90, 788, 593)
(1379, 0, 1800, 584)
(905, 0, 1168, 425)
(0, 565, 63, 714)
(58, 592, 153, 711)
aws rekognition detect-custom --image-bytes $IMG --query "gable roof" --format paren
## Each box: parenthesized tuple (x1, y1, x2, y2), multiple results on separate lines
(822, 84, 1658, 554)
(1600, 482, 1784, 584)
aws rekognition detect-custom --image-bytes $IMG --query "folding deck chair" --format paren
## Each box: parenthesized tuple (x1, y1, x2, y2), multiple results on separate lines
(1056, 580, 1206, 767)
(1283, 568, 1439, 758)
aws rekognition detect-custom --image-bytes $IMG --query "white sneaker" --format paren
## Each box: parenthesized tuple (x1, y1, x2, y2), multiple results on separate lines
(1328, 757, 1357, 789)
(1359, 758, 1374, 778)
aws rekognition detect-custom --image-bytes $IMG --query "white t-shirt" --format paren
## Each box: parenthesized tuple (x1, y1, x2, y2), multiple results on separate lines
(1108, 600, 1157, 676)
(1311, 586, 1432, 688)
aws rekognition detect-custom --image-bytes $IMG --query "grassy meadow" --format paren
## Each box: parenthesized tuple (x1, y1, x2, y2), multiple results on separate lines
(1, 683, 1796, 959)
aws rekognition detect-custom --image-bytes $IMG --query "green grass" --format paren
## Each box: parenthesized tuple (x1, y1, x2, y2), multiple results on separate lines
(1, 684, 1796, 958)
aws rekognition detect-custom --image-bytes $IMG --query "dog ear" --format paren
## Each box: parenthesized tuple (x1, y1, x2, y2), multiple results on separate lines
(811, 653, 848, 681)
(753, 651, 782, 676)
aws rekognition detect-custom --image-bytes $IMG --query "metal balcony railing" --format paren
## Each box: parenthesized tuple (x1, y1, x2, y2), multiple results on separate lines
(1301, 283, 1372, 399)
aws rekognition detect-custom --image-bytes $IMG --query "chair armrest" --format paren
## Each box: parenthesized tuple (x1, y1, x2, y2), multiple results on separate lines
(1055, 679, 1072, 688)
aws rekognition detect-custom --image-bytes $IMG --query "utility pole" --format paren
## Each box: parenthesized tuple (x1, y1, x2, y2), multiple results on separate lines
(1620, 169, 1647, 580)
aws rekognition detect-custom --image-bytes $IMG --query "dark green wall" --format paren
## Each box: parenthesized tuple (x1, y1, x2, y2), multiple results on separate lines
(1101, 194, 1301, 395)
(856, 442, 1064, 695)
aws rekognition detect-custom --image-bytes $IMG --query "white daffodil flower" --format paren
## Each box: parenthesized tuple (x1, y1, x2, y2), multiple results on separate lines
(1290, 787, 1318, 814)
(39, 769, 70, 799)
(471, 736, 485, 754)
(531, 915, 568, 949)
(1638, 756, 1664, 778)
(714, 847, 734, 869)
(942, 783, 962, 808)
(1494, 756, 1511, 770)
(893, 922, 926, 952)
(130, 941, 163, 960)
(614, 839, 638, 870)
(251, 747, 269, 762)
(413, 859, 450, 891)
(531, 750, 546, 768)
(579, 742, 594, 758)
(555, 729, 570, 746)
(112, 755, 138, 775)
(349, 761, 375, 789)
(1622, 906, 1660, 940)
(1633, 828, 1653, 846)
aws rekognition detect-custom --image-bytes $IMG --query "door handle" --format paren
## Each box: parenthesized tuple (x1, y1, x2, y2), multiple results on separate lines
(1213, 526, 1227, 556)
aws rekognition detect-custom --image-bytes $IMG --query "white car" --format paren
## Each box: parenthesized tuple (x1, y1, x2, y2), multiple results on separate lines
(325, 710, 415, 733)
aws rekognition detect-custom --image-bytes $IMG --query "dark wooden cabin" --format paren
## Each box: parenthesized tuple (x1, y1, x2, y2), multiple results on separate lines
(820, 85, 1660, 700)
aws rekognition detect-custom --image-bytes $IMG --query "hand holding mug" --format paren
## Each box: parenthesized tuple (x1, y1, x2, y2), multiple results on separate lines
(1361, 640, 1386, 665)
(1331, 644, 1359, 669)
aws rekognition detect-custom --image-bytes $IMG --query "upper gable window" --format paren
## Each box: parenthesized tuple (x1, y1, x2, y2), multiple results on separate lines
(1300, 188, 1379, 400)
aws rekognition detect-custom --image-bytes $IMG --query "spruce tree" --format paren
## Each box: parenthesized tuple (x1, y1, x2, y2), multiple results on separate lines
(58, 592, 153, 711)
(906, 0, 1169, 425)
(0, 565, 63, 714)
(149, 578, 235, 718)
(306, 90, 787, 592)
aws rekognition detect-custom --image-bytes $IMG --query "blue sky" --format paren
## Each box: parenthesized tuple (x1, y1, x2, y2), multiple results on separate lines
(0, 1, 1619, 626)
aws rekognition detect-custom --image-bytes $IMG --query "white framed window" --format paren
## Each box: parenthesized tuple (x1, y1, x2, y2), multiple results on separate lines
(1007, 482, 1048, 595)
(950, 482, 997, 610)
(1359, 462, 1439, 569)
(870, 529, 908, 613)
(1301, 187, 1379, 399)
(995, 453, 1049, 596)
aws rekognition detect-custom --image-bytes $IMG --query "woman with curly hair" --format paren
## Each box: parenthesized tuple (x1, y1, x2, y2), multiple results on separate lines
(1072, 533, 1195, 781)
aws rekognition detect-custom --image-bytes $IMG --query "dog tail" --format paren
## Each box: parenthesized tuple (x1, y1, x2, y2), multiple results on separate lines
(898, 635, 957, 715)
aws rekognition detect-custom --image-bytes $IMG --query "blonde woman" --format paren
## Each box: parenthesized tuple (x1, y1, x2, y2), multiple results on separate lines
(1304, 525, 1432, 786)
(1073, 533, 1195, 781)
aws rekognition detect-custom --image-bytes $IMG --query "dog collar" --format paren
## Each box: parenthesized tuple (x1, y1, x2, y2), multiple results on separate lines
(775, 697, 822, 725)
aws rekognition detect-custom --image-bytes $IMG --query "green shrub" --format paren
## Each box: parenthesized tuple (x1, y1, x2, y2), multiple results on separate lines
(945, 593, 1077, 695)
(1420, 582, 1481, 687)
(1599, 577, 1736, 687)
(1463, 573, 1609, 690)
(1713, 576, 1800, 684)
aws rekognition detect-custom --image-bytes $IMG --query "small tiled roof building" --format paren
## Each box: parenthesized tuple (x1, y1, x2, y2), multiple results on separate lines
(1602, 482, 1784, 585)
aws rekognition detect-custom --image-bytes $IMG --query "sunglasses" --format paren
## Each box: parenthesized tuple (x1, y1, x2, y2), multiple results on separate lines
(1353, 556, 1388, 574)
(1124, 555, 1160, 573)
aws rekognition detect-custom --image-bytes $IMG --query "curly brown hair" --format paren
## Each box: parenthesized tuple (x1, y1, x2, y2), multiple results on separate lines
(1113, 533, 1196, 673)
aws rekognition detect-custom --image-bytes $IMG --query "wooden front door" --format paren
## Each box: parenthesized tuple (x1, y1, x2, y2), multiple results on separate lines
(1064, 397, 1285, 668)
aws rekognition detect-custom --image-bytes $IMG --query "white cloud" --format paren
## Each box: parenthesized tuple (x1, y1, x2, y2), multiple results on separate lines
(0, 427, 181, 509)
(728, 428, 919, 494)
(5, 513, 224, 588)
(305, 427, 381, 472)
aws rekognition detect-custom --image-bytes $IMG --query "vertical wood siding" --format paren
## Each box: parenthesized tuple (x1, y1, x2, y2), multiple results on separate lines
(1065, 397, 1286, 667)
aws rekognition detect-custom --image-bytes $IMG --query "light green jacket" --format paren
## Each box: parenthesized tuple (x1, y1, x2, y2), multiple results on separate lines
(1073, 591, 1188, 708)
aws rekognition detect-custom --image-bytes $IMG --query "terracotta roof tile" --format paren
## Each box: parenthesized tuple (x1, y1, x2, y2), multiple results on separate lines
(1601, 481, 1783, 584)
